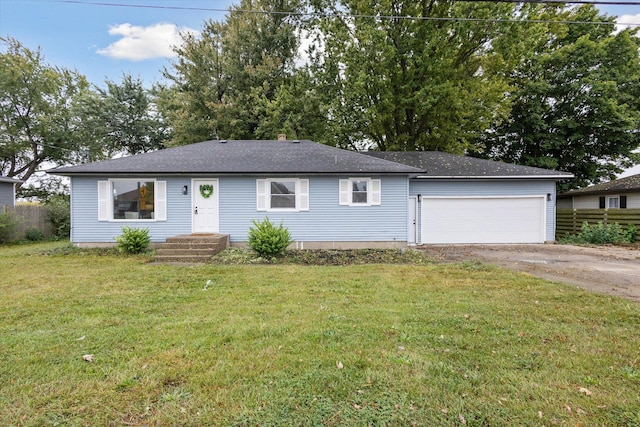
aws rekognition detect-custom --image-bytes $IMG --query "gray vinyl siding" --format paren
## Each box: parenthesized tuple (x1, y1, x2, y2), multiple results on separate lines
(70, 175, 408, 243)
(409, 179, 558, 242)
(0, 182, 15, 208)
(220, 176, 407, 243)
(572, 193, 640, 209)
(70, 176, 192, 242)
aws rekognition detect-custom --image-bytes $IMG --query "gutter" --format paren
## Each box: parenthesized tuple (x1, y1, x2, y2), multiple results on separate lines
(415, 175, 574, 180)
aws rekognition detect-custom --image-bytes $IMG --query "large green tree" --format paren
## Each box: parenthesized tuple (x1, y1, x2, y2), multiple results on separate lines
(0, 37, 90, 189)
(308, 0, 515, 152)
(79, 74, 168, 159)
(479, 5, 640, 189)
(1, 37, 167, 198)
(160, 0, 307, 145)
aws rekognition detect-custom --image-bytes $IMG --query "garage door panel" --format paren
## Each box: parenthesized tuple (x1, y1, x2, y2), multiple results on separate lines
(421, 197, 545, 244)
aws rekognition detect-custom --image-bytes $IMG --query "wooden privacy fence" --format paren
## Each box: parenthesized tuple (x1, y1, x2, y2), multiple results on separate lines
(556, 208, 640, 242)
(2, 204, 53, 238)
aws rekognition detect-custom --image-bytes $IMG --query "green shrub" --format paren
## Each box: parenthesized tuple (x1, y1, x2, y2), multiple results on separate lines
(25, 227, 45, 241)
(247, 217, 293, 257)
(45, 195, 70, 239)
(115, 226, 151, 254)
(0, 211, 20, 243)
(623, 224, 637, 243)
(562, 221, 635, 245)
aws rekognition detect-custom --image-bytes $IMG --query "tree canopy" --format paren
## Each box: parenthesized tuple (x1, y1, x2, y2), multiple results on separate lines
(159, 0, 308, 146)
(0, 37, 167, 196)
(478, 5, 640, 189)
(307, 0, 515, 152)
(0, 37, 90, 188)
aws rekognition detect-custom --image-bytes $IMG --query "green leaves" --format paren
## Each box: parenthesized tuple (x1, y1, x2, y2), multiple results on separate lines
(115, 226, 151, 254)
(479, 5, 640, 189)
(310, 0, 515, 152)
(160, 0, 305, 146)
(0, 37, 90, 185)
(247, 217, 293, 257)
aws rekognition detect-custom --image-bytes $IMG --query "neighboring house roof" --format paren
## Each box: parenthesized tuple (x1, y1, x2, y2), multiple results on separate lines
(363, 151, 573, 179)
(0, 176, 23, 184)
(49, 140, 422, 176)
(559, 173, 640, 197)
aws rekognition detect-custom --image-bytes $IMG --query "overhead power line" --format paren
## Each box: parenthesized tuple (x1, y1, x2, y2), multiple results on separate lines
(49, 0, 638, 27)
(471, 0, 640, 4)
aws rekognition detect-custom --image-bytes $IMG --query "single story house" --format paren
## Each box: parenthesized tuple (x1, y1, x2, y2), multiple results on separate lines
(0, 176, 22, 210)
(558, 173, 640, 210)
(49, 139, 572, 247)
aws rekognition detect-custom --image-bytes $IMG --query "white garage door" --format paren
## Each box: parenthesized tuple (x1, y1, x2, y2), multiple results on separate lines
(421, 196, 546, 244)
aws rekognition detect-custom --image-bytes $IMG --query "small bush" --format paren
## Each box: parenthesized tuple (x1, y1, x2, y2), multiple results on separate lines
(247, 217, 293, 257)
(562, 221, 636, 245)
(25, 227, 45, 241)
(0, 211, 20, 243)
(623, 224, 637, 243)
(115, 226, 151, 254)
(45, 195, 70, 239)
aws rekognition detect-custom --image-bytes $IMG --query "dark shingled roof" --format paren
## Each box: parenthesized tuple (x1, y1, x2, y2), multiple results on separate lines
(49, 140, 422, 176)
(560, 173, 640, 196)
(363, 151, 573, 179)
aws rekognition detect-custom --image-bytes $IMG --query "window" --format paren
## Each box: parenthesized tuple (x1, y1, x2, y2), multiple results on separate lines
(600, 195, 627, 209)
(270, 180, 296, 209)
(351, 180, 368, 204)
(257, 179, 309, 211)
(339, 178, 381, 206)
(98, 180, 166, 221)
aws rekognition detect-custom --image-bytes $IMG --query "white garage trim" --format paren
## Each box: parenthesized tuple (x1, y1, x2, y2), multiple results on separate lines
(420, 195, 546, 244)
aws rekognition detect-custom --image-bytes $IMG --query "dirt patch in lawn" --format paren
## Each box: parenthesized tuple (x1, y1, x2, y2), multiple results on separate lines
(418, 244, 640, 303)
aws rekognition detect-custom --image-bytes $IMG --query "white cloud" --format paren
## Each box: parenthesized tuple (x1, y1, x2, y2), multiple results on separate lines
(97, 23, 198, 61)
(615, 14, 640, 33)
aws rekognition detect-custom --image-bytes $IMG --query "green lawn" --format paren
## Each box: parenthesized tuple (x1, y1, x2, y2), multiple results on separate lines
(1, 242, 639, 426)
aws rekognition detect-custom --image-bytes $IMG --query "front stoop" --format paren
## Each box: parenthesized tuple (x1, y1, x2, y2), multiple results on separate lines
(154, 234, 230, 263)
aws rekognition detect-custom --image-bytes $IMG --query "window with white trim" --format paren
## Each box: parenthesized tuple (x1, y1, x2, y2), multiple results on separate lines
(607, 196, 619, 209)
(98, 179, 167, 221)
(256, 178, 309, 212)
(339, 178, 381, 206)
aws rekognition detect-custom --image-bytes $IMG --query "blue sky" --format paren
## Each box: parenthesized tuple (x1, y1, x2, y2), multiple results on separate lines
(1, 0, 234, 86)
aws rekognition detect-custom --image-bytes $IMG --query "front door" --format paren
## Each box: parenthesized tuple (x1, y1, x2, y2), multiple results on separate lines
(192, 179, 219, 233)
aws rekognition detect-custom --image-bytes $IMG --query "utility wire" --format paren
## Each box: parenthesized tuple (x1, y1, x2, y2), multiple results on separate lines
(49, 0, 636, 26)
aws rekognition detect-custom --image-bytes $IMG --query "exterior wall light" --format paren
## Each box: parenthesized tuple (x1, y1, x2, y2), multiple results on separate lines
(183, 185, 188, 195)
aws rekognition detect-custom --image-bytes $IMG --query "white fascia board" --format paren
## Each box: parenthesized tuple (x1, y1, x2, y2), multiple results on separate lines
(415, 175, 574, 179)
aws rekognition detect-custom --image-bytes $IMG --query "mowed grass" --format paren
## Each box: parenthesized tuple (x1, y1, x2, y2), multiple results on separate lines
(1, 243, 639, 426)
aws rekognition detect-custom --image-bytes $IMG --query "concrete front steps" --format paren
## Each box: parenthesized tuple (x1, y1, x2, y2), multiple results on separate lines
(154, 234, 230, 263)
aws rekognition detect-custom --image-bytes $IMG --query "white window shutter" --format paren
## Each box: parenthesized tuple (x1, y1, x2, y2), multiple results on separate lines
(299, 179, 309, 211)
(155, 181, 167, 221)
(370, 179, 381, 205)
(256, 179, 267, 211)
(339, 179, 350, 205)
(98, 181, 109, 221)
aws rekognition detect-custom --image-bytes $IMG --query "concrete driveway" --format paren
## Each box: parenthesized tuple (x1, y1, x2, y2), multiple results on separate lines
(419, 244, 640, 303)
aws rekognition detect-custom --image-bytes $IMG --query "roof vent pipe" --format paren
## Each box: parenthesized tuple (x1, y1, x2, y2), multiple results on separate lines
(277, 134, 287, 141)
(292, 139, 299, 143)
(220, 140, 227, 143)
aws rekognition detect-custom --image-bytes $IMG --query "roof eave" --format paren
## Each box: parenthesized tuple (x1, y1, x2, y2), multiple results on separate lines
(50, 170, 419, 177)
(415, 174, 574, 180)
(561, 188, 640, 197)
